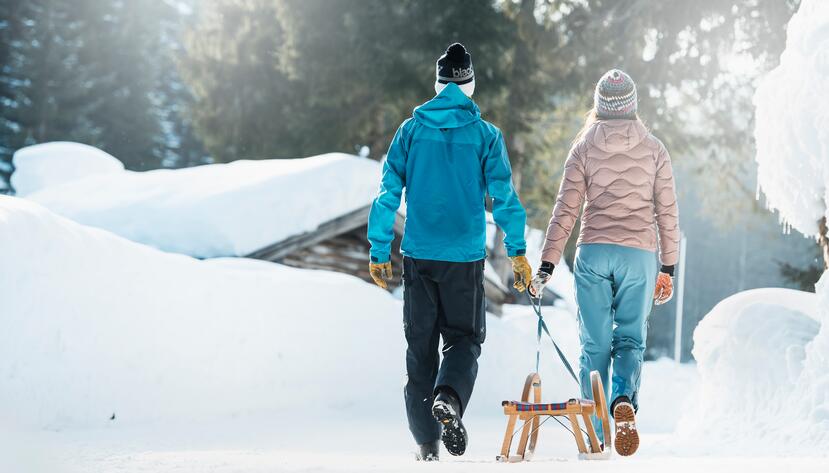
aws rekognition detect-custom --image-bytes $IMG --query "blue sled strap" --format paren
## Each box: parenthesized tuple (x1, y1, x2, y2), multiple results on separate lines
(530, 293, 580, 386)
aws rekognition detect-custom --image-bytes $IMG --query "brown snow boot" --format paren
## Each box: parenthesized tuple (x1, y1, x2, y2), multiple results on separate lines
(612, 396, 639, 456)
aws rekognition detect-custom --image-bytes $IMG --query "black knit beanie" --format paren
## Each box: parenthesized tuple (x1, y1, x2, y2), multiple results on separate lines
(436, 43, 474, 86)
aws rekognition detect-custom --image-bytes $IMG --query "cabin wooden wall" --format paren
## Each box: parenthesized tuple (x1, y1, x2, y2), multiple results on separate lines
(279, 225, 404, 288)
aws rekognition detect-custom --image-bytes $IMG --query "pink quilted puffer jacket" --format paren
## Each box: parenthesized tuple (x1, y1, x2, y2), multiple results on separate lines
(540, 119, 679, 266)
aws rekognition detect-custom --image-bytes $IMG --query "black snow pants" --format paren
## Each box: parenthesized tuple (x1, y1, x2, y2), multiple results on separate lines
(402, 256, 486, 445)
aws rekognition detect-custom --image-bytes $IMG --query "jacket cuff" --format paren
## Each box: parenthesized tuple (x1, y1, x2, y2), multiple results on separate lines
(370, 253, 390, 264)
(660, 264, 675, 276)
(507, 248, 526, 258)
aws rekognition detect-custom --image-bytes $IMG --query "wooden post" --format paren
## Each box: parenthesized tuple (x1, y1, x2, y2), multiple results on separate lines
(674, 233, 687, 362)
(819, 217, 829, 270)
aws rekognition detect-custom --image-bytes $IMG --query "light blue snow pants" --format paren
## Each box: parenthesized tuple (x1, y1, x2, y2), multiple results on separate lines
(574, 243, 657, 443)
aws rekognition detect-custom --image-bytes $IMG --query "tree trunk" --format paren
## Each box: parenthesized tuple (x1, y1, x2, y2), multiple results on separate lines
(489, 0, 536, 290)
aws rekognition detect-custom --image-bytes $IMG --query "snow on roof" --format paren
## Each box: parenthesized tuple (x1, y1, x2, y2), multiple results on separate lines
(754, 0, 829, 236)
(11, 142, 125, 196)
(15, 142, 574, 304)
(23, 151, 381, 258)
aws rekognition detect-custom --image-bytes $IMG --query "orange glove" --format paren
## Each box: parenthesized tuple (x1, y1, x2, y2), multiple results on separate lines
(369, 261, 393, 289)
(654, 272, 673, 305)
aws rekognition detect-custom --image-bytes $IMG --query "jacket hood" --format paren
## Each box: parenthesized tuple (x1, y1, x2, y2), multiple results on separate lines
(588, 119, 649, 153)
(413, 83, 481, 129)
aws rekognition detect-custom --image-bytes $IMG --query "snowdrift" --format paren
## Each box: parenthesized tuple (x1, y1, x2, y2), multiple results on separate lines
(16, 142, 580, 315)
(701, 0, 829, 452)
(754, 0, 829, 235)
(0, 196, 580, 430)
(11, 142, 124, 196)
(680, 282, 829, 452)
(21, 152, 382, 258)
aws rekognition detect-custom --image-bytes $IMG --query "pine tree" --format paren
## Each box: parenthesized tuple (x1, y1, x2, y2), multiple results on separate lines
(179, 0, 302, 161)
(0, 1, 31, 190)
(72, 0, 170, 170)
(181, 0, 519, 162)
(0, 1, 92, 191)
(0, 0, 205, 191)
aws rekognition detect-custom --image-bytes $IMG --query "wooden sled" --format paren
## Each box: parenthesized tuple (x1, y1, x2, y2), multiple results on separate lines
(496, 370, 611, 462)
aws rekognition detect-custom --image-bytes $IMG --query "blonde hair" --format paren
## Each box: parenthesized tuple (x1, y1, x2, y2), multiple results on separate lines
(572, 107, 645, 145)
(573, 108, 598, 145)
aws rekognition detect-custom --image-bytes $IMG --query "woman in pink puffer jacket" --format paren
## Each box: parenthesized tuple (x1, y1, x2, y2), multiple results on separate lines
(529, 69, 679, 456)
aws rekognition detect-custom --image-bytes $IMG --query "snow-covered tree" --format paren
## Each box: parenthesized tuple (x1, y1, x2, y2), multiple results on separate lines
(754, 0, 829, 269)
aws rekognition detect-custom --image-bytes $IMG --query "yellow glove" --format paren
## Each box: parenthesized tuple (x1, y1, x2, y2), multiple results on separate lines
(369, 261, 393, 289)
(510, 255, 532, 293)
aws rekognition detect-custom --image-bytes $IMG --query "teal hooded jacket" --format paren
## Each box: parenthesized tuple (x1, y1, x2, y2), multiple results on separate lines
(368, 83, 527, 263)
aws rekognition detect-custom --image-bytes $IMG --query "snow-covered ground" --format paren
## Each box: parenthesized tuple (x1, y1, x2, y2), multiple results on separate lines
(3, 3, 829, 470)
(0, 195, 580, 427)
(2, 196, 828, 472)
(0, 196, 577, 471)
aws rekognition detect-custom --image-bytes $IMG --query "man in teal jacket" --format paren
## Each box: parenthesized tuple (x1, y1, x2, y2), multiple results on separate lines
(367, 43, 532, 461)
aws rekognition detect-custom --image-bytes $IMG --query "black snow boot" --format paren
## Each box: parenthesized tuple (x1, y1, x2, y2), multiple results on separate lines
(416, 440, 440, 461)
(432, 388, 468, 456)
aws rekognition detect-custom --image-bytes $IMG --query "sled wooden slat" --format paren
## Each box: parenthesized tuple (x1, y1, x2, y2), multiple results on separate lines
(502, 399, 595, 417)
(497, 370, 611, 462)
(568, 414, 588, 453)
(514, 373, 541, 459)
(582, 412, 602, 453)
(498, 412, 518, 461)
(591, 371, 611, 453)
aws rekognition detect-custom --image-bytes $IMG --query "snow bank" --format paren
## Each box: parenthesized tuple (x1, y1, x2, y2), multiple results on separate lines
(797, 273, 829, 447)
(679, 285, 829, 452)
(24, 152, 381, 258)
(20, 144, 575, 306)
(754, 0, 829, 236)
(11, 142, 124, 196)
(0, 195, 397, 429)
(0, 196, 580, 430)
(705, 0, 829, 453)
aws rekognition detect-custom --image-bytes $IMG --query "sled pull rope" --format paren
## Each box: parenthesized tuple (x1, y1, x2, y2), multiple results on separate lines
(527, 292, 580, 386)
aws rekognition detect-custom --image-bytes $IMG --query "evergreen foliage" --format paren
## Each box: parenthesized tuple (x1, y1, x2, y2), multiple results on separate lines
(0, 0, 205, 191)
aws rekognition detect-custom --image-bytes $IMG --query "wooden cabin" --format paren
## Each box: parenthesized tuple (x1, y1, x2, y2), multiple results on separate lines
(244, 204, 529, 313)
